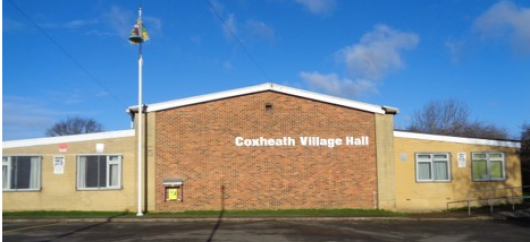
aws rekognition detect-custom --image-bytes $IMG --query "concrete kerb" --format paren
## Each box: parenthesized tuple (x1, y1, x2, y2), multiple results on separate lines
(2, 215, 495, 224)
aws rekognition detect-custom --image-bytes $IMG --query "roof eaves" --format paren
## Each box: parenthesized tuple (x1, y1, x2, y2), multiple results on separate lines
(393, 130, 521, 148)
(133, 83, 388, 114)
(129, 83, 273, 113)
(269, 84, 386, 114)
(2, 130, 135, 149)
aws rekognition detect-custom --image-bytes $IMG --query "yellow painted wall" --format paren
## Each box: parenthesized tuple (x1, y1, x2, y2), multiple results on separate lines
(2, 136, 136, 212)
(394, 137, 522, 212)
(375, 114, 396, 210)
(3, 129, 522, 213)
(145, 112, 157, 212)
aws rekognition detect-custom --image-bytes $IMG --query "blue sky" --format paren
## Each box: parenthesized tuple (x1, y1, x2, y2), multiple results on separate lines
(2, 0, 530, 141)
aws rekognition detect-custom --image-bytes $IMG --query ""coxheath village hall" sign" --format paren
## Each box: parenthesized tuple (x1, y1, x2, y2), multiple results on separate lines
(234, 136, 370, 148)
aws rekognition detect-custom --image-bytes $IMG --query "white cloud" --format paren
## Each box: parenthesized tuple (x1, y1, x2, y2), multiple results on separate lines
(209, 1, 274, 43)
(102, 6, 135, 38)
(1, 96, 78, 140)
(40, 18, 99, 30)
(3, 18, 26, 32)
(98, 6, 162, 40)
(189, 36, 202, 45)
(223, 13, 238, 39)
(3, 90, 109, 141)
(223, 61, 233, 70)
(246, 20, 275, 42)
(474, 1, 530, 54)
(209, 0, 226, 16)
(337, 25, 419, 80)
(300, 25, 418, 98)
(445, 39, 467, 64)
(300, 71, 378, 97)
(294, 0, 336, 16)
(144, 16, 163, 32)
(65, 19, 100, 29)
(95, 90, 110, 97)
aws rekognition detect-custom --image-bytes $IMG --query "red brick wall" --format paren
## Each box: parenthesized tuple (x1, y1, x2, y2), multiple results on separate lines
(155, 91, 377, 211)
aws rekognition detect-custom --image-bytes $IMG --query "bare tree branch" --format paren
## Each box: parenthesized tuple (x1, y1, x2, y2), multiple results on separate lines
(45, 117, 104, 137)
(407, 99, 508, 140)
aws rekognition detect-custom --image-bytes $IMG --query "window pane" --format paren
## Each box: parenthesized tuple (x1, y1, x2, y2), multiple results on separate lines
(14, 157, 32, 189)
(78, 155, 121, 190)
(473, 153, 487, 159)
(418, 162, 432, 180)
(2, 165, 8, 189)
(433, 154, 448, 160)
(472, 160, 488, 180)
(78, 156, 86, 188)
(2, 156, 40, 190)
(10, 158, 17, 189)
(99, 157, 107, 188)
(489, 160, 504, 179)
(489, 153, 503, 159)
(109, 164, 119, 187)
(29, 157, 40, 189)
(417, 154, 431, 160)
(85, 156, 100, 188)
(109, 156, 120, 163)
(434, 161, 448, 180)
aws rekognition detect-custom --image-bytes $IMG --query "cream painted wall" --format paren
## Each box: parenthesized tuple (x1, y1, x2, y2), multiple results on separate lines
(3, 128, 522, 213)
(375, 114, 396, 210)
(145, 112, 157, 212)
(394, 137, 522, 212)
(2, 136, 136, 212)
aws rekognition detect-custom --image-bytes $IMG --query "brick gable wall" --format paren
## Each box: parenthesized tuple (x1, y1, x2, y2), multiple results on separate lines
(155, 91, 377, 211)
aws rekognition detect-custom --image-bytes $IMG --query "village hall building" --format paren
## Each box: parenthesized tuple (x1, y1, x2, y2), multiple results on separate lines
(2, 83, 523, 212)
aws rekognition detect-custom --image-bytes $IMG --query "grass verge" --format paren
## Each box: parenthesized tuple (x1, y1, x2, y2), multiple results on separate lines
(3, 210, 133, 217)
(147, 208, 406, 217)
(3, 209, 405, 217)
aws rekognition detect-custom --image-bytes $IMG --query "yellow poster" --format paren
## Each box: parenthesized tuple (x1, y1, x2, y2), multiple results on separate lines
(167, 188, 178, 200)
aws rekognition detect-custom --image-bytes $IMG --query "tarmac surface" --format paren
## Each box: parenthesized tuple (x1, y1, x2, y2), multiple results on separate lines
(3, 217, 530, 242)
(3, 210, 530, 242)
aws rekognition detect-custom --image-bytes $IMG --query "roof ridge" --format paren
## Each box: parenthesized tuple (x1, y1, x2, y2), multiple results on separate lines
(126, 83, 395, 115)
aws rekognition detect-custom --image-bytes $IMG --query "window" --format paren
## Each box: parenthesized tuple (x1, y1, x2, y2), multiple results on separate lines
(472, 152, 505, 181)
(2, 156, 42, 191)
(415, 153, 450, 182)
(77, 155, 122, 190)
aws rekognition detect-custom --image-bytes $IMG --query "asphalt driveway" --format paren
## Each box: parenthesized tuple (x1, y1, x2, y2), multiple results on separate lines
(3, 218, 530, 242)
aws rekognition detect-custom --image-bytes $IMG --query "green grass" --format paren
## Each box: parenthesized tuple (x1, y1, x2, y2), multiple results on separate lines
(3, 208, 404, 217)
(2, 210, 133, 217)
(147, 208, 406, 217)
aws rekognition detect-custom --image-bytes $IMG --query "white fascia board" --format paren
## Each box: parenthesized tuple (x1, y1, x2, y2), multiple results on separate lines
(134, 83, 387, 114)
(394, 131, 521, 148)
(143, 83, 273, 113)
(2, 130, 135, 149)
(269, 84, 386, 114)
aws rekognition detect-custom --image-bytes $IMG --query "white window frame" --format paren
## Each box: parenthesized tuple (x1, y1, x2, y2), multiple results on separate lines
(3, 156, 12, 190)
(76, 154, 122, 190)
(2, 155, 42, 191)
(415, 153, 451, 182)
(106, 155, 120, 188)
(471, 152, 506, 182)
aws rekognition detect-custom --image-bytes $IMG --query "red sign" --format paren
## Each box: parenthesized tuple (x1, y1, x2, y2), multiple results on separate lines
(59, 143, 67, 152)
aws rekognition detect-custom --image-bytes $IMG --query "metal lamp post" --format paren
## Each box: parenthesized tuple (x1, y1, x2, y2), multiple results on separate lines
(129, 7, 146, 217)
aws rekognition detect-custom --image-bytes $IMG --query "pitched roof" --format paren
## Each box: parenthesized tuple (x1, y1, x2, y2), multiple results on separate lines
(2, 130, 135, 149)
(394, 130, 521, 148)
(127, 83, 398, 114)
